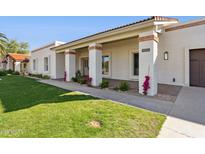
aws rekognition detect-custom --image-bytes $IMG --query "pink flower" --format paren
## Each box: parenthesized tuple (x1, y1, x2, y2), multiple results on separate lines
(142, 75, 150, 95)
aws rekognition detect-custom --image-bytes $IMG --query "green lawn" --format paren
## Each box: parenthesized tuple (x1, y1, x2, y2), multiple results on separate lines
(0, 75, 166, 138)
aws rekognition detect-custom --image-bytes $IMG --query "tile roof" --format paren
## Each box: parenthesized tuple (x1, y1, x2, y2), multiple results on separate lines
(7, 53, 29, 62)
(52, 16, 178, 50)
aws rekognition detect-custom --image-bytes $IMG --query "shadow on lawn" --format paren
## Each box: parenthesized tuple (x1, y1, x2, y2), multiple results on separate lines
(0, 76, 100, 113)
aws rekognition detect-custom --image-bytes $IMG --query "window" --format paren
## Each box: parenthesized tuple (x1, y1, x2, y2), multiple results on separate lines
(102, 55, 110, 75)
(44, 57, 49, 72)
(23, 63, 27, 69)
(133, 53, 139, 76)
(33, 59, 36, 71)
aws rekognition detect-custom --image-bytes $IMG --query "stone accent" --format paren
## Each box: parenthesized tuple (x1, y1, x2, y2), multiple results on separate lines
(139, 35, 159, 43)
(88, 43, 103, 50)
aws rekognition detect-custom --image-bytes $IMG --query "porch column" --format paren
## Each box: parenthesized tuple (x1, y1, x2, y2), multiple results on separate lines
(65, 49, 76, 81)
(88, 43, 102, 86)
(139, 31, 159, 96)
(14, 61, 21, 72)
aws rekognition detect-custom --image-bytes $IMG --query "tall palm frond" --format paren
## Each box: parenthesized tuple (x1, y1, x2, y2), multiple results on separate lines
(0, 33, 8, 56)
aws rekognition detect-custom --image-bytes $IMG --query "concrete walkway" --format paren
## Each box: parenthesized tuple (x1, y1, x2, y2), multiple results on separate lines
(39, 79, 205, 138)
(40, 79, 173, 115)
(159, 86, 205, 138)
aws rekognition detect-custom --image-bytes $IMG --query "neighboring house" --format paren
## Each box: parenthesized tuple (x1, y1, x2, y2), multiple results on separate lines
(31, 16, 205, 96)
(3, 53, 30, 73)
(0, 58, 7, 70)
(0, 58, 3, 69)
(30, 41, 65, 79)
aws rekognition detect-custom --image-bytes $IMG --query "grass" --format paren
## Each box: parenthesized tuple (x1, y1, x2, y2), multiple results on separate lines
(0, 75, 166, 138)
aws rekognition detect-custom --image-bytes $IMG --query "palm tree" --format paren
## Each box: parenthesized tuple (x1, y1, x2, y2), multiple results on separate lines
(0, 33, 8, 56)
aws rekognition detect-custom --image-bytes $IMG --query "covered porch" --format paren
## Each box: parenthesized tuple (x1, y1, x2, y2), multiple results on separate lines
(62, 30, 159, 96)
(52, 17, 179, 96)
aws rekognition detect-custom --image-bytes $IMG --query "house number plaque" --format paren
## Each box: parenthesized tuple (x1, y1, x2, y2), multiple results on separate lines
(142, 48, 150, 52)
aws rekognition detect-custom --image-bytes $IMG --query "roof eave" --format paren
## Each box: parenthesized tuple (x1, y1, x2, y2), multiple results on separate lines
(31, 41, 65, 53)
(51, 19, 156, 51)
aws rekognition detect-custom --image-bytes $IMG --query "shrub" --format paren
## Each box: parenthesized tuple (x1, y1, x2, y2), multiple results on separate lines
(113, 86, 119, 91)
(0, 71, 7, 76)
(72, 77, 78, 82)
(79, 77, 86, 84)
(75, 70, 82, 82)
(100, 80, 109, 89)
(42, 75, 50, 79)
(6, 69, 13, 74)
(12, 71, 20, 75)
(34, 74, 43, 78)
(119, 81, 130, 91)
(30, 73, 43, 78)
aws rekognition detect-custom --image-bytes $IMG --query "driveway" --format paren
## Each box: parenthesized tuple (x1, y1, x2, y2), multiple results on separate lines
(159, 86, 205, 138)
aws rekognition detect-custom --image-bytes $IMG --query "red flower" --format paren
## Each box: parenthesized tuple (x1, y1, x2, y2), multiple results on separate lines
(142, 75, 150, 95)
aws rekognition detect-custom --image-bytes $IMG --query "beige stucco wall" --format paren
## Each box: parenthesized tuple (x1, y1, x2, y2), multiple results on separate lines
(30, 41, 65, 79)
(56, 52, 65, 79)
(0, 62, 3, 70)
(158, 23, 205, 86)
(0, 61, 7, 70)
(76, 37, 139, 81)
(6, 57, 14, 71)
(31, 45, 58, 79)
(103, 37, 139, 80)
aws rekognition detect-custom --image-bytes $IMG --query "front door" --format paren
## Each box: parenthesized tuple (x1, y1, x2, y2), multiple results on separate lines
(190, 49, 205, 87)
(81, 57, 89, 76)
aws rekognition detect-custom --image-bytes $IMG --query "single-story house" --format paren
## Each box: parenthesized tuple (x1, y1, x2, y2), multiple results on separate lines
(3, 53, 30, 73)
(30, 16, 205, 96)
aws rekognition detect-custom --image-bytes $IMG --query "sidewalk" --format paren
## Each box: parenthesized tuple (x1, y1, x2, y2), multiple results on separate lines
(39, 79, 173, 115)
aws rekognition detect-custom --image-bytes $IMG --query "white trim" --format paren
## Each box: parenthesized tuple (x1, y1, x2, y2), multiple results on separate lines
(79, 54, 112, 78)
(43, 56, 49, 73)
(102, 53, 112, 78)
(79, 56, 88, 74)
(129, 49, 139, 80)
(31, 41, 65, 53)
(184, 45, 205, 87)
(48, 55, 51, 74)
(32, 58, 36, 72)
(165, 17, 205, 29)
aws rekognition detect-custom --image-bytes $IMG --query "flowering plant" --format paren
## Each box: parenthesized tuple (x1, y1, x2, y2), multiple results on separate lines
(142, 75, 150, 95)
(84, 75, 92, 86)
(64, 71, 67, 81)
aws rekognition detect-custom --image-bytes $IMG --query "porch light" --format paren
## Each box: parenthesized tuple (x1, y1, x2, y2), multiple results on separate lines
(164, 51, 169, 60)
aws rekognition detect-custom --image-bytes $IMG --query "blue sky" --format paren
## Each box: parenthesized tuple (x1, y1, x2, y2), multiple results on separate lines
(0, 16, 203, 50)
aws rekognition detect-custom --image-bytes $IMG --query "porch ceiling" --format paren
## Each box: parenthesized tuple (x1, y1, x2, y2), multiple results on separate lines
(55, 26, 152, 53)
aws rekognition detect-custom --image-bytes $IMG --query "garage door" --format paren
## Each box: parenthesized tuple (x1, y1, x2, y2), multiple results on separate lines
(190, 49, 205, 87)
